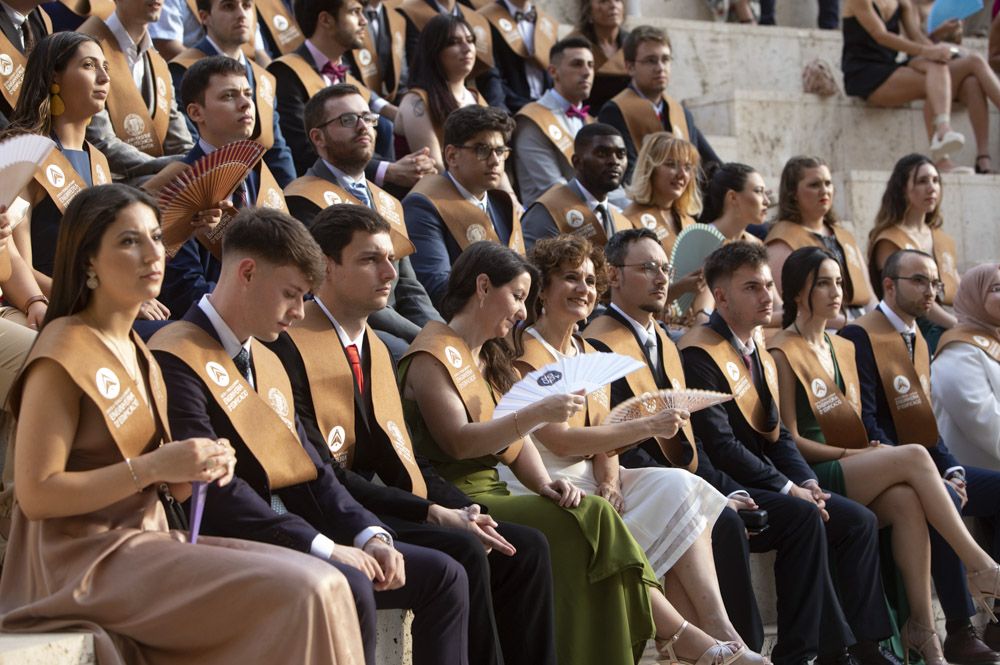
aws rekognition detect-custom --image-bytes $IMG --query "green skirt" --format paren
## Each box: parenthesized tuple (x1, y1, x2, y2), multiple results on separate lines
(452, 468, 660, 665)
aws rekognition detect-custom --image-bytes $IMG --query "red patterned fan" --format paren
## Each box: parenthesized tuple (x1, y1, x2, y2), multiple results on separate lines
(605, 388, 733, 425)
(158, 140, 267, 257)
(0, 134, 56, 210)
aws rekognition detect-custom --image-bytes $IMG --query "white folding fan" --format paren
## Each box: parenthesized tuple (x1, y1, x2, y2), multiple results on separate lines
(605, 388, 733, 424)
(0, 135, 56, 210)
(670, 223, 726, 315)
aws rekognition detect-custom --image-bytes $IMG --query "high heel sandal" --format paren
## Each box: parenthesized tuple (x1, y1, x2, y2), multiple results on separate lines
(975, 155, 994, 174)
(656, 620, 769, 665)
(901, 619, 946, 665)
(967, 564, 1000, 622)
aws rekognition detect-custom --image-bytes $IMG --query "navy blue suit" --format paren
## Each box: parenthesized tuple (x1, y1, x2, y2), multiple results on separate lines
(680, 313, 892, 664)
(841, 311, 1000, 621)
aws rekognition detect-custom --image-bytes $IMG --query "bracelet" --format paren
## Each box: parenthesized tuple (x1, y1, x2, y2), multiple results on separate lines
(23, 294, 48, 310)
(124, 457, 144, 493)
(512, 411, 524, 439)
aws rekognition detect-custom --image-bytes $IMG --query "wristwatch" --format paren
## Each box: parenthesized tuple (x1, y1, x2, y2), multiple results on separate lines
(371, 533, 392, 547)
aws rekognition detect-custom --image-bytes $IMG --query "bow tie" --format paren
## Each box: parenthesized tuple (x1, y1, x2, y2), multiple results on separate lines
(513, 7, 537, 22)
(321, 61, 350, 81)
(565, 104, 589, 120)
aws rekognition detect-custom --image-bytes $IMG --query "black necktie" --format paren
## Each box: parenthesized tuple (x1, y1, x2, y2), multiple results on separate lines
(18, 18, 33, 54)
(365, 8, 380, 43)
(902, 332, 915, 361)
(513, 7, 537, 22)
(594, 204, 613, 238)
(742, 350, 760, 389)
(233, 347, 252, 383)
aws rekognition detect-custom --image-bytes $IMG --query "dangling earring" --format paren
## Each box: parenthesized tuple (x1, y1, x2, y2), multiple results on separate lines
(86, 270, 99, 290)
(50, 83, 65, 118)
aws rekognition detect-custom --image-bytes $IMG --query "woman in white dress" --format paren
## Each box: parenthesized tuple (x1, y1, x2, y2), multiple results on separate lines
(501, 234, 743, 648)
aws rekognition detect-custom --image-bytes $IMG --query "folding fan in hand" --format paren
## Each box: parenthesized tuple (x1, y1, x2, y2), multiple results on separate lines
(0, 135, 56, 211)
(605, 388, 733, 425)
(670, 224, 726, 315)
(493, 353, 645, 432)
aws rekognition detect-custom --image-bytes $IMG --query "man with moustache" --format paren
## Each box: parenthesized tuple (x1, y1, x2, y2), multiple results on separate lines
(401, 105, 524, 308)
(841, 249, 1000, 663)
(680, 241, 897, 665)
(0, 0, 52, 127)
(520, 123, 631, 251)
(269, 204, 557, 665)
(513, 36, 595, 207)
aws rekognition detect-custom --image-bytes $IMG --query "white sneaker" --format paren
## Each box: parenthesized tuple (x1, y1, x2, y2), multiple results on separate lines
(929, 130, 965, 160)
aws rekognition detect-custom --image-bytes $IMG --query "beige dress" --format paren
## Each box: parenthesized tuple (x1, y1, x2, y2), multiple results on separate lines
(0, 317, 365, 665)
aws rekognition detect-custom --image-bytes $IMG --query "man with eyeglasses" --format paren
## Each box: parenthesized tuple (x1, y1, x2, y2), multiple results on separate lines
(284, 83, 441, 360)
(841, 249, 1000, 664)
(402, 105, 524, 308)
(597, 25, 719, 183)
(521, 122, 631, 251)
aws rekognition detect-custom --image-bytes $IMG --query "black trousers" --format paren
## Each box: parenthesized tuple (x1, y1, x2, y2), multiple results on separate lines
(713, 507, 765, 651)
(384, 515, 557, 665)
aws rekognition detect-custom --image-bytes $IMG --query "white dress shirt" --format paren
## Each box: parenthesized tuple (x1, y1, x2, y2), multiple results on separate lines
(106, 11, 154, 90)
(501, 0, 544, 99)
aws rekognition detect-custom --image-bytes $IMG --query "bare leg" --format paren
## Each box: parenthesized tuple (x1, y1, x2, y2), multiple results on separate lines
(668, 528, 742, 642)
(867, 61, 954, 139)
(949, 53, 1000, 111)
(665, 570, 701, 625)
(955, 73, 992, 170)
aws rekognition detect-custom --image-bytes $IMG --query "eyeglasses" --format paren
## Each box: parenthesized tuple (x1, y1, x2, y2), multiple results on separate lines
(894, 274, 945, 293)
(456, 144, 511, 161)
(614, 261, 673, 278)
(635, 55, 672, 67)
(315, 111, 380, 130)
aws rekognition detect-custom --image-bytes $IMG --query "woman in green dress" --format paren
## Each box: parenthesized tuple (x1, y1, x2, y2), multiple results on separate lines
(767, 246, 999, 665)
(400, 241, 757, 665)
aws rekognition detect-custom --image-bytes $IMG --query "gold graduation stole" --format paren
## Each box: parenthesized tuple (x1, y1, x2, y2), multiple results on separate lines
(767, 330, 868, 447)
(80, 18, 172, 157)
(594, 45, 627, 76)
(869, 225, 960, 306)
(148, 321, 318, 489)
(852, 309, 939, 447)
(765, 221, 872, 306)
(33, 143, 111, 213)
(256, 0, 305, 54)
(583, 313, 698, 469)
(285, 302, 428, 497)
(406, 87, 486, 149)
(535, 182, 631, 246)
(255, 162, 287, 211)
(622, 203, 693, 257)
(401, 321, 524, 464)
(283, 176, 415, 259)
(478, 2, 554, 70)
(677, 325, 781, 443)
(352, 7, 405, 99)
(15, 317, 171, 460)
(608, 87, 688, 148)
(398, 0, 494, 72)
(516, 102, 592, 166)
(0, 10, 52, 109)
(273, 52, 372, 103)
(936, 325, 1000, 364)
(408, 174, 525, 254)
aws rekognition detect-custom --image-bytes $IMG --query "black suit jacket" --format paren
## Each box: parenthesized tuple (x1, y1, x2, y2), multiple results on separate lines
(0, 6, 50, 122)
(474, 1, 552, 113)
(681, 313, 817, 493)
(152, 306, 387, 553)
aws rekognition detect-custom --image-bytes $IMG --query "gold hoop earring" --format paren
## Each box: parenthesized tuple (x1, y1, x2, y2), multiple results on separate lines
(50, 83, 65, 117)
(86, 271, 99, 290)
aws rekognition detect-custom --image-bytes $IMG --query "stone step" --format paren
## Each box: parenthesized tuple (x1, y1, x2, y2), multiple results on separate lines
(0, 633, 94, 665)
(540, 0, 832, 30)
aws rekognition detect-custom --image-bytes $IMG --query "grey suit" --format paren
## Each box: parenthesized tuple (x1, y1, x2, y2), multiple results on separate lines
(512, 91, 578, 207)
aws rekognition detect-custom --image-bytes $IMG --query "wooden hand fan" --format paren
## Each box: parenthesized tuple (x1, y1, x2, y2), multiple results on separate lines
(605, 388, 733, 425)
(0, 135, 56, 210)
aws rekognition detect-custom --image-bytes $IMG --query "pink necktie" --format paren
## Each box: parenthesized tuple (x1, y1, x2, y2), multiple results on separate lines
(346, 344, 364, 394)
(321, 61, 350, 82)
(565, 104, 590, 120)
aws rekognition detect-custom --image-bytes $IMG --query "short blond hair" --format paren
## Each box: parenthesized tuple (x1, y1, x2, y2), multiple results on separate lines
(626, 133, 702, 216)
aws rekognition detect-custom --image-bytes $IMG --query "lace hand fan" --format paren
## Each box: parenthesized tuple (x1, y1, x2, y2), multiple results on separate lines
(605, 388, 733, 425)
(493, 353, 645, 431)
(670, 224, 726, 315)
(0, 135, 56, 209)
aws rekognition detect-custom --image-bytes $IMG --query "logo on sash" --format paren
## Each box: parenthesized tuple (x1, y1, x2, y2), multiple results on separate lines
(498, 18, 513, 32)
(893, 375, 910, 394)
(264, 188, 283, 209)
(358, 49, 372, 66)
(547, 124, 562, 141)
(393, 32, 403, 50)
(273, 14, 289, 30)
(844, 243, 864, 269)
(848, 383, 859, 407)
(919, 374, 929, 394)
(96, 367, 121, 400)
(444, 345, 464, 368)
(258, 76, 274, 104)
(810, 378, 828, 398)
(124, 113, 145, 138)
(763, 361, 776, 385)
(472, 26, 486, 43)
(975, 335, 991, 348)
(94, 163, 108, 184)
(267, 387, 289, 417)
(386, 420, 413, 462)
(327, 425, 345, 452)
(377, 191, 402, 223)
(725, 361, 741, 382)
(46, 165, 65, 187)
(640, 213, 657, 230)
(537, 370, 562, 386)
(205, 361, 230, 387)
(324, 191, 343, 205)
(565, 209, 584, 228)
(0, 54, 12, 76)
(155, 77, 168, 111)
(538, 17, 554, 38)
(466, 224, 487, 243)
(942, 252, 956, 279)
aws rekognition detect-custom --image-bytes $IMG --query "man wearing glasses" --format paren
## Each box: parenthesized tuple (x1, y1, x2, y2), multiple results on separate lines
(842, 249, 1000, 661)
(597, 25, 719, 182)
(521, 123, 631, 251)
(402, 105, 524, 308)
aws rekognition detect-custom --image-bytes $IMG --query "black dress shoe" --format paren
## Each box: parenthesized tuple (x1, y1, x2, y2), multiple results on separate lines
(983, 622, 1000, 652)
(817, 647, 861, 665)
(849, 640, 903, 665)
(944, 624, 1000, 665)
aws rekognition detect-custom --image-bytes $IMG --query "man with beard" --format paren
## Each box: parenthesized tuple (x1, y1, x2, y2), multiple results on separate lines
(520, 123, 631, 251)
(0, 0, 52, 128)
(841, 249, 1000, 664)
(401, 105, 524, 308)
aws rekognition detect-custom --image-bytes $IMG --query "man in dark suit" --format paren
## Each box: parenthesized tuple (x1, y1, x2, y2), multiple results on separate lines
(167, 0, 296, 186)
(150, 207, 470, 665)
(597, 25, 718, 183)
(0, 0, 51, 127)
(269, 203, 557, 665)
(679, 241, 896, 665)
(347, 0, 407, 103)
(840, 249, 1000, 664)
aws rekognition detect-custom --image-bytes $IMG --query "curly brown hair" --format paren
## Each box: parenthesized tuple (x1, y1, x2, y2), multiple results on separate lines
(526, 235, 609, 323)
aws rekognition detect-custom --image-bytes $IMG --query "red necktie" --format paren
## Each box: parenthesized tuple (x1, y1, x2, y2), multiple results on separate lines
(346, 344, 364, 394)
(321, 61, 350, 82)
(565, 104, 589, 120)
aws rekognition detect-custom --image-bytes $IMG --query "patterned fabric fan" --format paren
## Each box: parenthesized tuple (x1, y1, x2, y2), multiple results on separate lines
(605, 388, 733, 424)
(670, 224, 726, 315)
(493, 353, 645, 431)
(158, 140, 267, 256)
(0, 135, 56, 209)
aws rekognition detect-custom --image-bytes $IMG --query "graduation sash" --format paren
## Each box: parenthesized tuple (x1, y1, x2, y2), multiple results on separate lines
(516, 102, 592, 165)
(283, 176, 415, 259)
(408, 174, 525, 254)
(285, 303, 427, 497)
(583, 313, 698, 469)
(765, 221, 872, 306)
(397, 0, 494, 72)
(594, 44, 627, 76)
(273, 52, 371, 103)
(33, 143, 111, 213)
(401, 321, 524, 464)
(0, 10, 52, 109)
(677, 325, 781, 443)
(256, 0, 304, 54)
(148, 321, 318, 489)
(609, 87, 688, 147)
(352, 6, 405, 99)
(852, 309, 939, 447)
(255, 162, 287, 211)
(767, 330, 868, 447)
(869, 225, 960, 306)
(478, 2, 554, 70)
(535, 182, 630, 246)
(936, 326, 1000, 365)
(622, 203, 693, 257)
(80, 18, 172, 157)
(406, 87, 486, 149)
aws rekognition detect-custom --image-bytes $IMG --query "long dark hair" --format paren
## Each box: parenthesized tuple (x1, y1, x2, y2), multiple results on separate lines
(780, 246, 838, 328)
(700, 162, 757, 224)
(870, 153, 943, 242)
(44, 185, 161, 327)
(441, 242, 539, 394)
(409, 14, 475, 128)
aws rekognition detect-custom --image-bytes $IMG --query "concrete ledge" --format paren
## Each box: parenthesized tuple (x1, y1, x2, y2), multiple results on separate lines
(0, 633, 94, 665)
(375, 609, 412, 665)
